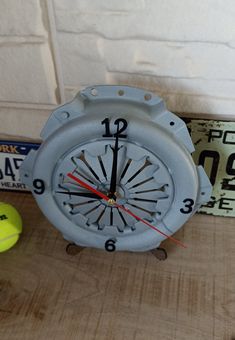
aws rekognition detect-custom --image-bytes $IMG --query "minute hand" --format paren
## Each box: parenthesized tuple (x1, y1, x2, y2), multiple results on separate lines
(109, 124, 120, 198)
(55, 191, 101, 199)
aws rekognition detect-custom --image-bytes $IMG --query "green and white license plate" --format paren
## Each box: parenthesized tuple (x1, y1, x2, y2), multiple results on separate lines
(188, 120, 235, 217)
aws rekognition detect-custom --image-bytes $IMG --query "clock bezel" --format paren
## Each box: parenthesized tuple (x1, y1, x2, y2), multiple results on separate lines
(28, 113, 200, 251)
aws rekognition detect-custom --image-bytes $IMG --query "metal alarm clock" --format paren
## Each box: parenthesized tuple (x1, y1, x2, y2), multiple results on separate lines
(20, 86, 212, 253)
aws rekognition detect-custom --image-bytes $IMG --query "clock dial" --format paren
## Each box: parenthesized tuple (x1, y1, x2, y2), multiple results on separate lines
(67, 172, 186, 248)
(20, 85, 212, 252)
(53, 139, 173, 236)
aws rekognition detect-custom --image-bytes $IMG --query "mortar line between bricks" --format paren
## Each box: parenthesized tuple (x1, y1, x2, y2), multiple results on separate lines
(0, 101, 57, 110)
(55, 30, 235, 49)
(45, 0, 65, 104)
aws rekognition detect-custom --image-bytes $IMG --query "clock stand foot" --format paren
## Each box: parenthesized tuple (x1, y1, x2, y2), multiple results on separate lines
(66, 243, 84, 256)
(151, 247, 168, 261)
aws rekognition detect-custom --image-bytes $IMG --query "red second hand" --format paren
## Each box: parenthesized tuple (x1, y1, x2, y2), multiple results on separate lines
(67, 173, 109, 201)
(67, 172, 187, 249)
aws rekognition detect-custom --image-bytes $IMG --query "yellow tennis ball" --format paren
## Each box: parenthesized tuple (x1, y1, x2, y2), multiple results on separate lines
(0, 202, 22, 253)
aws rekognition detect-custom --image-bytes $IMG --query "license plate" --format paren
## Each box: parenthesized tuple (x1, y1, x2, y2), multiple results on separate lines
(187, 120, 235, 217)
(0, 141, 39, 191)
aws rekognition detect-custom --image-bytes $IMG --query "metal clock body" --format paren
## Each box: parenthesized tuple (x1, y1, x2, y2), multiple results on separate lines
(20, 86, 212, 252)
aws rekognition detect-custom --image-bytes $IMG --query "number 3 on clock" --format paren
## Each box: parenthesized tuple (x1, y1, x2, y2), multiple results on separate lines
(180, 198, 195, 214)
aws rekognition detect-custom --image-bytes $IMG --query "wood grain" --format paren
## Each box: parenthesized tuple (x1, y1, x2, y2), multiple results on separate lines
(0, 191, 235, 340)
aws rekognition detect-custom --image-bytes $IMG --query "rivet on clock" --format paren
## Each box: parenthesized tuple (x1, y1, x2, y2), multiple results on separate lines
(61, 112, 70, 120)
(91, 88, 98, 96)
(144, 93, 152, 101)
(108, 198, 116, 205)
(118, 90, 124, 96)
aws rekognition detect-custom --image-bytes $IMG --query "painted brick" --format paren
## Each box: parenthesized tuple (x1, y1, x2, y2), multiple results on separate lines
(54, 0, 235, 118)
(54, 0, 235, 44)
(101, 40, 235, 80)
(58, 33, 235, 98)
(106, 72, 235, 100)
(58, 33, 106, 86)
(1, 0, 235, 140)
(165, 94, 235, 117)
(54, 0, 145, 13)
(0, 107, 51, 139)
(0, 0, 46, 36)
(63, 67, 235, 116)
(0, 43, 57, 104)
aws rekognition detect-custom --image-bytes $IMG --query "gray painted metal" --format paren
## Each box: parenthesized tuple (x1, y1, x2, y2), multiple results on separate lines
(20, 86, 212, 252)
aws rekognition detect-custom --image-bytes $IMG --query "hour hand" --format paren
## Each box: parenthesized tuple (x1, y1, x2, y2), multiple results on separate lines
(55, 191, 101, 199)
(109, 123, 120, 198)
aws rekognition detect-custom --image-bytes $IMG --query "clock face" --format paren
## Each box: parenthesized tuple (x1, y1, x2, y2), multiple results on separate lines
(53, 138, 173, 237)
(20, 85, 212, 252)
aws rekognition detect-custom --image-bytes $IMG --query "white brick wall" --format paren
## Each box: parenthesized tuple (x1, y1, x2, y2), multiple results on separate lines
(0, 0, 46, 36)
(0, 0, 58, 105)
(0, 0, 235, 139)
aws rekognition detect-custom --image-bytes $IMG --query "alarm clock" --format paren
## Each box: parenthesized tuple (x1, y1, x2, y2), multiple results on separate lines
(20, 85, 212, 252)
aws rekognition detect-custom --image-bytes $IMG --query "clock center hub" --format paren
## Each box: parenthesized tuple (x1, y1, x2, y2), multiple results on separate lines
(98, 183, 127, 206)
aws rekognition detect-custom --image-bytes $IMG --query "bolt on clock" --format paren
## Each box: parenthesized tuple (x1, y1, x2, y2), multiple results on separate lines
(20, 86, 212, 252)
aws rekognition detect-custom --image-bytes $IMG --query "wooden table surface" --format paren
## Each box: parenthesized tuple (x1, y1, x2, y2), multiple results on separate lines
(0, 191, 235, 340)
